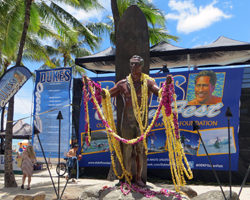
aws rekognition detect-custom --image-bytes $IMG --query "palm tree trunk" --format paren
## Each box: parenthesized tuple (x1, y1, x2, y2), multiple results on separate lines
(3, 61, 16, 187)
(4, 0, 33, 187)
(111, 0, 120, 36)
(16, 0, 33, 66)
(4, 97, 17, 187)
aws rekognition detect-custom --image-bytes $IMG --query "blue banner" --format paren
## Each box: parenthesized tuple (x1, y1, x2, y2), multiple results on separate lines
(79, 68, 243, 171)
(32, 68, 72, 158)
(0, 65, 31, 111)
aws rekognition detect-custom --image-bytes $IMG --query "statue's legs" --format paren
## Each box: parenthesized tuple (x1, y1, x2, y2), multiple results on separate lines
(134, 139, 143, 183)
(121, 108, 144, 185)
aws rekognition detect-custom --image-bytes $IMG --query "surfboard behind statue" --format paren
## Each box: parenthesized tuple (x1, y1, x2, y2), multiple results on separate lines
(115, 5, 150, 184)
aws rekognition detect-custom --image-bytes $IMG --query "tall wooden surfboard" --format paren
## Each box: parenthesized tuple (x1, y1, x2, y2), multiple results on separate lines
(115, 5, 150, 184)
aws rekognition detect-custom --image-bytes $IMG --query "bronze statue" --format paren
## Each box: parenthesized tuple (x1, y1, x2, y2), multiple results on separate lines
(101, 55, 171, 186)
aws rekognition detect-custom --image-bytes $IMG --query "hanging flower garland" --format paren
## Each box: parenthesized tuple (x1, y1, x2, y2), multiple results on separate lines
(82, 78, 91, 146)
(127, 73, 156, 153)
(102, 88, 132, 184)
(82, 75, 193, 191)
(128, 73, 149, 130)
(84, 75, 163, 146)
(160, 76, 193, 192)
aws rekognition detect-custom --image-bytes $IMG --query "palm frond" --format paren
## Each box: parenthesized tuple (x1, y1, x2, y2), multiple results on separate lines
(148, 27, 180, 45)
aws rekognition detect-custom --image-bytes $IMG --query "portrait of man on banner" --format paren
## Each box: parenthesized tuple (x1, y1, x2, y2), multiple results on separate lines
(186, 70, 225, 105)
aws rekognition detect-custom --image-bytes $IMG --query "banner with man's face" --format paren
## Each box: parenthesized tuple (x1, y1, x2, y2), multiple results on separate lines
(78, 67, 243, 171)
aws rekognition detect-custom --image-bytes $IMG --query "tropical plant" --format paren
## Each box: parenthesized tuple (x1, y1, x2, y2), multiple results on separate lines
(38, 2, 105, 76)
(0, 0, 104, 187)
(107, 0, 180, 46)
(39, 37, 93, 76)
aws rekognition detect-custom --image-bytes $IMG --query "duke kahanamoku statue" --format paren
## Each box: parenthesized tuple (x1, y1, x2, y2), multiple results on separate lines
(102, 55, 171, 186)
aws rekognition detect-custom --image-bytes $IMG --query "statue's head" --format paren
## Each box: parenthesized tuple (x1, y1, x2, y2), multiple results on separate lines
(130, 55, 144, 74)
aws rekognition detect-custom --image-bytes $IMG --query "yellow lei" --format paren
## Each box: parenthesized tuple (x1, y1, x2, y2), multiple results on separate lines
(127, 73, 155, 154)
(84, 76, 193, 190)
(159, 90, 193, 192)
(102, 89, 132, 184)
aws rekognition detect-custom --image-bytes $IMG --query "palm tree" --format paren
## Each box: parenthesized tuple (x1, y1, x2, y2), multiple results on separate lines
(108, 0, 179, 46)
(2, 0, 33, 187)
(37, 2, 105, 76)
(1, 0, 104, 187)
(39, 36, 94, 76)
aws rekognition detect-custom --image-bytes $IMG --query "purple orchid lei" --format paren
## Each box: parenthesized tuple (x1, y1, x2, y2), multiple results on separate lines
(120, 182, 131, 195)
(82, 77, 90, 146)
(161, 76, 180, 139)
(87, 79, 102, 106)
(130, 183, 182, 199)
(101, 183, 182, 199)
(83, 75, 180, 146)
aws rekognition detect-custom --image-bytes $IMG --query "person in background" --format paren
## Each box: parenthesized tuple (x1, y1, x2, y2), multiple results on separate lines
(180, 134, 188, 148)
(148, 132, 157, 150)
(19, 142, 23, 153)
(20, 144, 37, 190)
(156, 63, 169, 75)
(65, 143, 82, 182)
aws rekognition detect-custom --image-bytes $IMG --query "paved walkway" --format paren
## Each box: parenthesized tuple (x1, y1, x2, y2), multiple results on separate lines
(0, 166, 250, 199)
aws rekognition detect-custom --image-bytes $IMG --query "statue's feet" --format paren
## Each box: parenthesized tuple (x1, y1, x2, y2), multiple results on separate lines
(135, 180, 146, 187)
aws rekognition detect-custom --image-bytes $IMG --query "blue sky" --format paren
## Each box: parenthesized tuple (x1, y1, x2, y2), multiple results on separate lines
(10, 0, 250, 125)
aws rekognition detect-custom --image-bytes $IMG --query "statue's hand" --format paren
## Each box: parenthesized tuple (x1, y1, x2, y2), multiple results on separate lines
(101, 90, 106, 99)
(166, 75, 172, 85)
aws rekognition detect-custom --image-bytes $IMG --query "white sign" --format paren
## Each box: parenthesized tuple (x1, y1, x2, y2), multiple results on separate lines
(0, 154, 22, 171)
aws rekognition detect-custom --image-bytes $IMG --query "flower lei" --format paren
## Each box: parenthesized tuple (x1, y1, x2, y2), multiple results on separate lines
(83, 78, 91, 145)
(82, 75, 193, 191)
(128, 73, 149, 130)
(160, 77, 193, 192)
(130, 184, 183, 199)
(120, 182, 131, 195)
(102, 183, 183, 199)
(127, 73, 155, 154)
(85, 76, 162, 146)
(102, 88, 132, 184)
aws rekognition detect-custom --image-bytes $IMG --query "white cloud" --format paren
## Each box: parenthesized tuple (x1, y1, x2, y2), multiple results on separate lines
(58, 0, 111, 22)
(166, 0, 232, 34)
(222, 1, 233, 9)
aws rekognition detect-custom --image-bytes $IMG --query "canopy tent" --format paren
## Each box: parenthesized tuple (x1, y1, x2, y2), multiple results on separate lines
(75, 36, 250, 74)
(75, 47, 116, 74)
(0, 120, 32, 139)
(18, 139, 29, 146)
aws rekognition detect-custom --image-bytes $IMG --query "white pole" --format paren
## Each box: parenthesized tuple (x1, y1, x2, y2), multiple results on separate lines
(187, 54, 190, 71)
